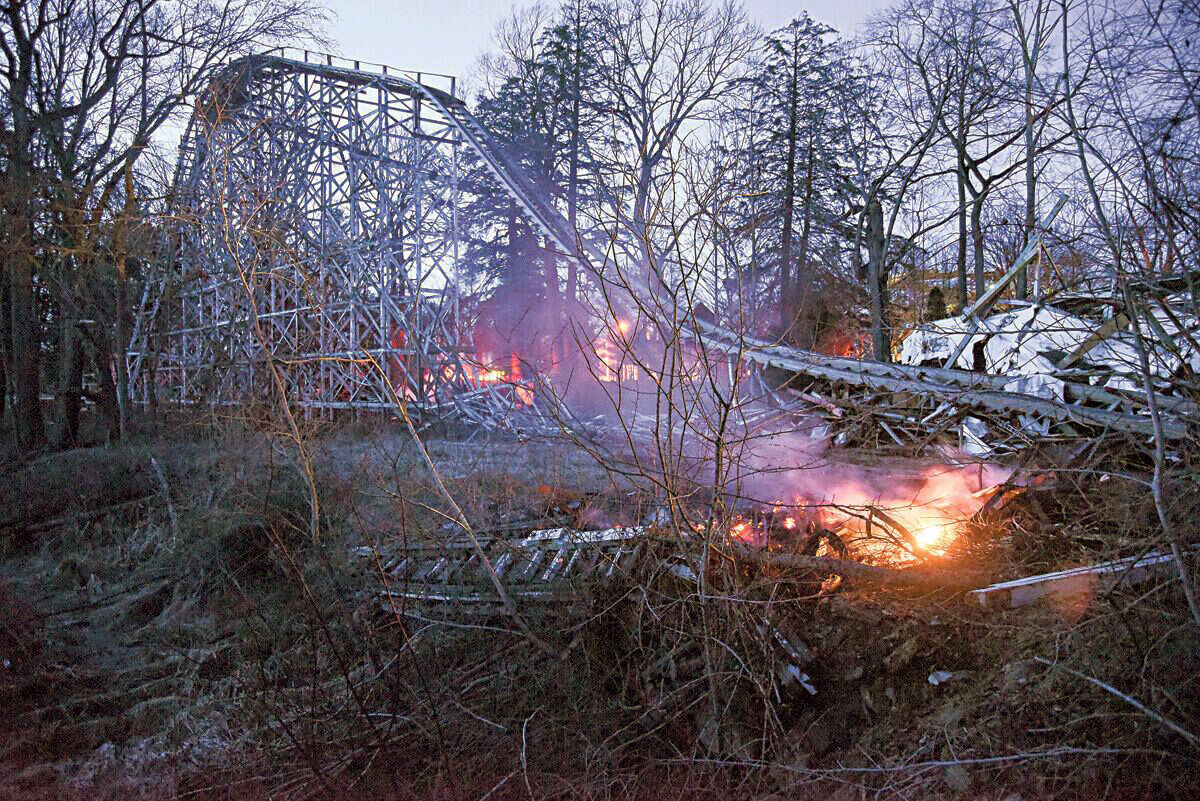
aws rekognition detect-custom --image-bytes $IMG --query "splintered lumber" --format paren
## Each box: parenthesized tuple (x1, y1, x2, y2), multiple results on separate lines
(367, 526, 824, 697)
(1057, 313, 1130, 370)
(966, 195, 1071, 321)
(970, 551, 1185, 610)
(374, 526, 651, 609)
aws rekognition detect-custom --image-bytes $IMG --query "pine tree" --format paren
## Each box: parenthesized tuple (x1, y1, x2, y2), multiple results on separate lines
(726, 14, 857, 345)
(458, 2, 609, 364)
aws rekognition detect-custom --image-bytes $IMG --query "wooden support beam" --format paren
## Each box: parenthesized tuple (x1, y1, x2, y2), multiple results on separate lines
(945, 194, 1071, 367)
(970, 551, 1186, 610)
(1058, 313, 1129, 369)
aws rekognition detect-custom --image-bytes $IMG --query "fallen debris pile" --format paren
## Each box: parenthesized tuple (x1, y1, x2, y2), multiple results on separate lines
(360, 490, 1005, 715)
(691, 316, 1194, 455)
(900, 289, 1198, 412)
(351, 472, 1199, 788)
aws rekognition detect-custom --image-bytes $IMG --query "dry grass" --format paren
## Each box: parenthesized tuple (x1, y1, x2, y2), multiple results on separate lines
(1, 421, 1197, 800)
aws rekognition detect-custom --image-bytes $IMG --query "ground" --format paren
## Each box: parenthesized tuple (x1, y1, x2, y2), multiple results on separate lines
(1, 421, 1196, 800)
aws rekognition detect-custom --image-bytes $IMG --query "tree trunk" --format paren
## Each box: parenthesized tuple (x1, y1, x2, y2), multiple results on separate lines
(794, 130, 816, 346)
(543, 238, 562, 367)
(8, 236, 45, 449)
(971, 193, 987, 298)
(115, 267, 131, 440)
(5, 72, 46, 449)
(566, 10, 582, 304)
(777, 57, 800, 338)
(633, 163, 664, 297)
(91, 332, 120, 428)
(956, 160, 970, 309)
(544, 229, 559, 286)
(1017, 74, 1037, 300)
(52, 249, 84, 448)
(1, 272, 10, 424)
(866, 198, 890, 362)
(57, 312, 84, 448)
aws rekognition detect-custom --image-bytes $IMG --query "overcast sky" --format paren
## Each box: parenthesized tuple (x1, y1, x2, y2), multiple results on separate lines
(325, 1, 888, 91)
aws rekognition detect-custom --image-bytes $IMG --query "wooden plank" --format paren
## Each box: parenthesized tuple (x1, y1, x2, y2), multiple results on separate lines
(944, 194, 1070, 367)
(970, 551, 1184, 610)
(1058, 313, 1130, 369)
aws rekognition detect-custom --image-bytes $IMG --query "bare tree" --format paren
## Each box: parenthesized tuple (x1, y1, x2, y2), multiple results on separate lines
(842, 14, 958, 360)
(592, 0, 757, 293)
(1057, 0, 1200, 626)
(1005, 0, 1062, 298)
(0, 0, 327, 447)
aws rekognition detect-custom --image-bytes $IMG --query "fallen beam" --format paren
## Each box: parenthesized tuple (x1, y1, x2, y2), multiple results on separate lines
(1058, 313, 1130, 370)
(944, 194, 1070, 367)
(728, 543, 969, 588)
(970, 551, 1185, 610)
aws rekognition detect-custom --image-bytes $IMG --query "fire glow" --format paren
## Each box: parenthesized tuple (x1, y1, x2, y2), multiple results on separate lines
(467, 357, 536, 405)
(725, 462, 1008, 562)
(594, 324, 641, 383)
(465, 303, 1011, 565)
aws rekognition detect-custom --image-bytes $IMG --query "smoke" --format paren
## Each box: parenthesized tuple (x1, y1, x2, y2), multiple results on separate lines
(483, 285, 1014, 557)
(733, 425, 1011, 511)
(713, 409, 1015, 555)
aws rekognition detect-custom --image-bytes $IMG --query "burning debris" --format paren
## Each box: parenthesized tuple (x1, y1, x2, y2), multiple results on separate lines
(362, 506, 955, 715)
(721, 417, 1014, 560)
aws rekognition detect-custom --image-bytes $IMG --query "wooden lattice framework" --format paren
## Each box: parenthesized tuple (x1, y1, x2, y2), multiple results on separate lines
(130, 50, 492, 414)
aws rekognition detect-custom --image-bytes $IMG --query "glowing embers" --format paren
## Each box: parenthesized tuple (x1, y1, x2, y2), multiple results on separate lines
(809, 486, 983, 562)
(912, 520, 950, 551)
(839, 504, 960, 559)
(716, 505, 961, 562)
(476, 367, 506, 383)
(730, 519, 754, 543)
(720, 462, 1010, 563)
